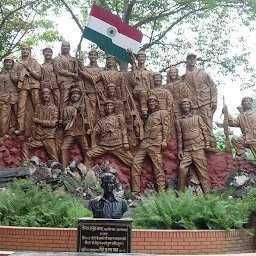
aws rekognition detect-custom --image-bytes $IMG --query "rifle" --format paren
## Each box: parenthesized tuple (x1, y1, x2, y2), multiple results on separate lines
(125, 86, 144, 141)
(84, 93, 97, 148)
(222, 96, 231, 152)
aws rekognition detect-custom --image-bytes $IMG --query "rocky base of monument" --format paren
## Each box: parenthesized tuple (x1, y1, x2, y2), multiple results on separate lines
(0, 135, 255, 195)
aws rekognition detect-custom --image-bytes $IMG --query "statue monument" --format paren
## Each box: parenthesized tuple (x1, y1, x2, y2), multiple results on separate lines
(88, 173, 128, 218)
(5, 41, 256, 194)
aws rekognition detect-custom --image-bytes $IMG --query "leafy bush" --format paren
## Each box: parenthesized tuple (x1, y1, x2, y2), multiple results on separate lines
(0, 179, 92, 227)
(132, 190, 254, 230)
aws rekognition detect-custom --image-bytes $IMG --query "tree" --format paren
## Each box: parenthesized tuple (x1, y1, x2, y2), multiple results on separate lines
(57, 0, 256, 87)
(0, 0, 62, 61)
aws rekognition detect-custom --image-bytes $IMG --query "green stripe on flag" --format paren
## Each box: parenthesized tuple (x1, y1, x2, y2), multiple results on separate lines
(83, 27, 131, 63)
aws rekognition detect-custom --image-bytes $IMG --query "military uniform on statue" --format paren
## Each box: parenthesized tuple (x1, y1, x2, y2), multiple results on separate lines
(183, 52, 218, 149)
(224, 96, 256, 160)
(22, 88, 59, 162)
(131, 95, 169, 194)
(176, 98, 212, 194)
(12, 44, 41, 135)
(61, 86, 90, 168)
(87, 100, 133, 167)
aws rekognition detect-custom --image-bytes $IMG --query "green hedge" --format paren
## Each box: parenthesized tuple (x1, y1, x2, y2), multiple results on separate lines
(131, 190, 256, 230)
(0, 180, 92, 227)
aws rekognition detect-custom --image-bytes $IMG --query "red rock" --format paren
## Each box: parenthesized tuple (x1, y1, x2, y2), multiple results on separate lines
(0, 136, 255, 191)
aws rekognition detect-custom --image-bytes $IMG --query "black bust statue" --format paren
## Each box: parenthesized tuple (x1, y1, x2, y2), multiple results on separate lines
(88, 173, 128, 219)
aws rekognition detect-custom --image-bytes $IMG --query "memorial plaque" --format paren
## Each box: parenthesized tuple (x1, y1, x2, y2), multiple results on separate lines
(77, 218, 132, 253)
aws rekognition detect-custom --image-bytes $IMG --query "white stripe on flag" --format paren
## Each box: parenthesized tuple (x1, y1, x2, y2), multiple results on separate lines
(87, 16, 141, 53)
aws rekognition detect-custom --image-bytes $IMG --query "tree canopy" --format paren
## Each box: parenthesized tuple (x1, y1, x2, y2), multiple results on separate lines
(59, 0, 256, 87)
(0, 0, 62, 61)
(1, 0, 256, 88)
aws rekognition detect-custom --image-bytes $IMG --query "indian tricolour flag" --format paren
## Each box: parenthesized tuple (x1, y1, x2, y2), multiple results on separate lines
(83, 3, 143, 63)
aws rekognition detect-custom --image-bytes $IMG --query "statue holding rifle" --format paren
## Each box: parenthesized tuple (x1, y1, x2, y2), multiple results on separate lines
(223, 96, 256, 160)
(87, 100, 133, 167)
(127, 48, 154, 118)
(217, 96, 231, 152)
(61, 86, 90, 167)
(78, 49, 104, 124)
(12, 43, 41, 135)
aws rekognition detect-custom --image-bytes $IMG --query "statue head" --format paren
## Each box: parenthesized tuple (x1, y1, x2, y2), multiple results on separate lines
(61, 41, 71, 54)
(153, 72, 162, 87)
(106, 55, 116, 68)
(107, 83, 116, 96)
(147, 94, 158, 111)
(21, 43, 31, 58)
(104, 100, 115, 115)
(101, 173, 117, 194)
(70, 86, 82, 102)
(3, 56, 14, 70)
(136, 50, 146, 65)
(167, 66, 178, 82)
(241, 96, 253, 111)
(41, 88, 51, 103)
(43, 47, 53, 60)
(88, 49, 98, 62)
(179, 98, 192, 113)
(186, 52, 197, 68)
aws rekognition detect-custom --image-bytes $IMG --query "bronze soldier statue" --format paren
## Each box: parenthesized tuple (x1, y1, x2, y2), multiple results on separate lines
(127, 49, 154, 117)
(131, 95, 169, 194)
(61, 86, 90, 168)
(53, 41, 79, 124)
(106, 83, 124, 114)
(22, 88, 59, 161)
(224, 96, 256, 160)
(0, 56, 18, 138)
(166, 66, 191, 120)
(88, 173, 128, 219)
(12, 44, 41, 135)
(41, 47, 60, 107)
(87, 100, 133, 167)
(184, 52, 217, 149)
(152, 72, 173, 114)
(176, 98, 212, 194)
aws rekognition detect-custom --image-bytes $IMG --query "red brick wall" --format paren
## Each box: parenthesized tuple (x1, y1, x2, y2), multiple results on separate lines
(0, 226, 254, 255)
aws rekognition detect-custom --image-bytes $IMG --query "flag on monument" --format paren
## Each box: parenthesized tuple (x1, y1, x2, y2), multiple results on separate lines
(83, 3, 143, 63)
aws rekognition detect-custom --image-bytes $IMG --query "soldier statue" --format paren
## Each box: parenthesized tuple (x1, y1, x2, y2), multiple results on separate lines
(131, 95, 169, 194)
(224, 96, 256, 160)
(53, 41, 79, 124)
(152, 72, 173, 114)
(41, 47, 60, 107)
(127, 49, 154, 117)
(12, 44, 41, 135)
(176, 98, 212, 194)
(0, 56, 18, 138)
(22, 88, 59, 161)
(166, 66, 190, 120)
(183, 52, 217, 149)
(61, 86, 90, 167)
(87, 100, 133, 167)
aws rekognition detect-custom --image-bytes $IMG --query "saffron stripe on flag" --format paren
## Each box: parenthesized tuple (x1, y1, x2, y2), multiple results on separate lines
(90, 3, 143, 42)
